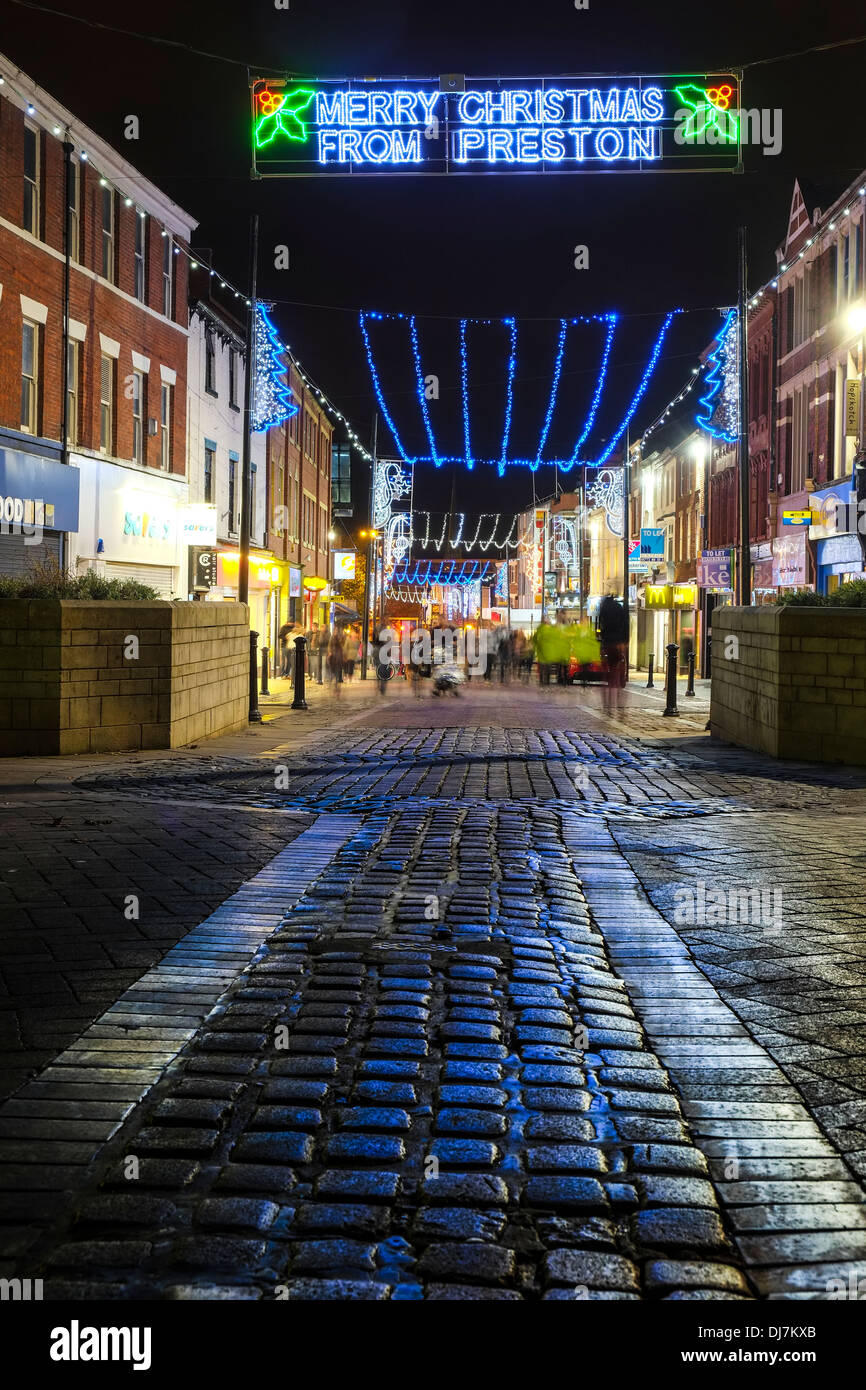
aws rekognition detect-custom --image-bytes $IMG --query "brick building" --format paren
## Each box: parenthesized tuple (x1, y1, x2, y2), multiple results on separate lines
(0, 51, 196, 590)
(266, 360, 334, 630)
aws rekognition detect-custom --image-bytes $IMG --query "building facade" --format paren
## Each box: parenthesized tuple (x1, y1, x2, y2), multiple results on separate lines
(0, 51, 196, 592)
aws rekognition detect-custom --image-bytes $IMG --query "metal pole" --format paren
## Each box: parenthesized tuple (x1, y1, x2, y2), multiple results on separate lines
(291, 634, 308, 710)
(61, 138, 73, 473)
(260, 645, 270, 695)
(239, 213, 259, 609)
(685, 649, 696, 697)
(737, 227, 752, 606)
(646, 652, 654, 689)
(662, 642, 680, 717)
(248, 631, 262, 722)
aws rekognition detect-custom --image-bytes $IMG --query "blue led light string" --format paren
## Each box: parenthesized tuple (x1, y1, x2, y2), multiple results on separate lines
(696, 309, 738, 443)
(499, 317, 517, 477)
(410, 315, 442, 467)
(532, 318, 568, 472)
(460, 319, 473, 468)
(588, 310, 681, 468)
(359, 311, 413, 464)
(565, 313, 617, 469)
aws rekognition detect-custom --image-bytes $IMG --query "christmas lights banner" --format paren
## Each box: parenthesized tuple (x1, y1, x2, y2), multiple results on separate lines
(251, 75, 740, 176)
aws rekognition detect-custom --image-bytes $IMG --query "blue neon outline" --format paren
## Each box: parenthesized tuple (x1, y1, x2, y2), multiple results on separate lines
(410, 315, 442, 467)
(359, 310, 413, 463)
(564, 313, 617, 469)
(460, 319, 472, 468)
(696, 308, 738, 443)
(532, 318, 568, 472)
(252, 302, 298, 432)
(587, 309, 681, 468)
(499, 317, 517, 477)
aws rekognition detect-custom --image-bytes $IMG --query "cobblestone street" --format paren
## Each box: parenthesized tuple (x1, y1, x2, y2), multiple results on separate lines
(2, 679, 865, 1301)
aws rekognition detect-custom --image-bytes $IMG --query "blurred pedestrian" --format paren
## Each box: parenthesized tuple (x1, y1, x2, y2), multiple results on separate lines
(598, 590, 629, 716)
(278, 620, 296, 679)
(327, 628, 345, 696)
(343, 626, 360, 680)
(533, 618, 557, 685)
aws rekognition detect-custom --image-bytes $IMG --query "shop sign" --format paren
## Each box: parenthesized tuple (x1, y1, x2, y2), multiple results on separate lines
(333, 550, 356, 580)
(673, 582, 697, 607)
(289, 567, 302, 598)
(0, 447, 80, 532)
(697, 548, 732, 588)
(640, 526, 665, 558)
(772, 529, 809, 588)
(645, 584, 673, 608)
(783, 510, 811, 526)
(179, 504, 218, 544)
(188, 546, 217, 593)
(846, 379, 861, 436)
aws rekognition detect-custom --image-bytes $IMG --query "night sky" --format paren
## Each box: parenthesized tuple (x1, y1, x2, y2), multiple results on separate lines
(2, 0, 862, 521)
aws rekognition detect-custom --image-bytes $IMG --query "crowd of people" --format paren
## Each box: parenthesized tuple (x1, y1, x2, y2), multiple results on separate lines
(274, 592, 630, 713)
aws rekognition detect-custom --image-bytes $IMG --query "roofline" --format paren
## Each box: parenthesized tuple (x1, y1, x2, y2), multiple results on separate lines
(0, 50, 198, 240)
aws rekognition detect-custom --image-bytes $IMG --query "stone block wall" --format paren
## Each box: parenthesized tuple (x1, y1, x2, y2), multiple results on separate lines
(710, 605, 866, 764)
(0, 600, 249, 755)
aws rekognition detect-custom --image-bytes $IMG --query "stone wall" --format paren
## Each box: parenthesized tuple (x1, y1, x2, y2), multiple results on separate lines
(0, 600, 249, 755)
(710, 605, 866, 764)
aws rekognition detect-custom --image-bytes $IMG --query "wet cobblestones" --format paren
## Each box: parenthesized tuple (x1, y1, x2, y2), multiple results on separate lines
(10, 804, 749, 1300)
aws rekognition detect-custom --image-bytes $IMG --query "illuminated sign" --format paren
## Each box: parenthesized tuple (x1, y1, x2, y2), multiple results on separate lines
(846, 379, 861, 436)
(180, 504, 217, 545)
(252, 75, 740, 176)
(333, 550, 357, 580)
(783, 510, 812, 526)
(645, 584, 673, 608)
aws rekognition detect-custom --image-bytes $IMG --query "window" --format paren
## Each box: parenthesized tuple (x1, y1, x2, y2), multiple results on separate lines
(162, 233, 174, 318)
(205, 330, 217, 394)
(23, 122, 40, 235)
(331, 442, 351, 508)
(134, 213, 146, 302)
(67, 156, 80, 261)
(250, 463, 257, 539)
(229, 349, 239, 408)
(228, 455, 237, 532)
(160, 383, 172, 469)
(319, 505, 327, 550)
(790, 387, 809, 492)
(99, 354, 114, 453)
(21, 320, 39, 433)
(204, 443, 215, 504)
(131, 370, 145, 464)
(841, 233, 850, 301)
(101, 185, 115, 280)
(66, 340, 79, 447)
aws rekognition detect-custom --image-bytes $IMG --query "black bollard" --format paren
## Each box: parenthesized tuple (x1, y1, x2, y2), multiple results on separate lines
(685, 650, 696, 697)
(291, 634, 308, 711)
(316, 639, 324, 686)
(260, 644, 270, 696)
(646, 651, 655, 689)
(248, 631, 262, 722)
(662, 641, 679, 717)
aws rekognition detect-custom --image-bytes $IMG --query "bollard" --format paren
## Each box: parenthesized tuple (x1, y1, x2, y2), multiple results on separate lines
(662, 641, 679, 717)
(291, 634, 308, 711)
(685, 649, 696, 697)
(260, 645, 270, 696)
(646, 651, 654, 689)
(248, 631, 262, 723)
(316, 640, 324, 686)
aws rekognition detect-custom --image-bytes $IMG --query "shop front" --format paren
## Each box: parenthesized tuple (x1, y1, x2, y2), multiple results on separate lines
(772, 526, 811, 595)
(809, 481, 863, 593)
(0, 440, 80, 576)
(211, 549, 282, 661)
(71, 456, 187, 595)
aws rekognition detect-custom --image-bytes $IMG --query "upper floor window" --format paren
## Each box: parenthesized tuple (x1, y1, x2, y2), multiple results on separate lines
(162, 233, 174, 318)
(250, 463, 257, 539)
(67, 156, 80, 261)
(160, 383, 172, 469)
(99, 353, 115, 454)
(23, 122, 40, 236)
(840, 233, 851, 301)
(205, 330, 217, 394)
(101, 185, 115, 281)
(228, 455, 237, 533)
(204, 443, 215, 504)
(131, 370, 145, 464)
(66, 340, 79, 448)
(134, 212, 147, 302)
(229, 349, 239, 408)
(21, 320, 39, 434)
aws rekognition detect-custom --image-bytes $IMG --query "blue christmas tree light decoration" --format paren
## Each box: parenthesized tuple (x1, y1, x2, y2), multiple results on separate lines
(252, 302, 297, 432)
(696, 308, 739, 443)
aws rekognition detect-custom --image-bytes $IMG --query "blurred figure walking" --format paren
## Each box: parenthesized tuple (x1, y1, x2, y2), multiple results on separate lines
(327, 628, 345, 696)
(598, 590, 629, 717)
